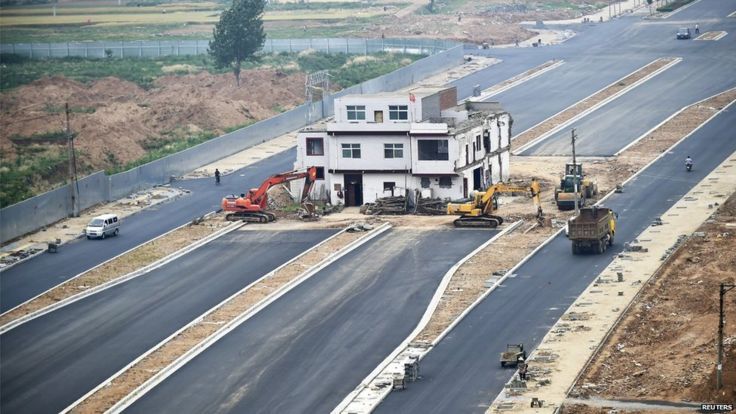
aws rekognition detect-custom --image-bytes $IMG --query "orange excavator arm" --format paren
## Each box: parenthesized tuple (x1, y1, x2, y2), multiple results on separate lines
(248, 166, 318, 208)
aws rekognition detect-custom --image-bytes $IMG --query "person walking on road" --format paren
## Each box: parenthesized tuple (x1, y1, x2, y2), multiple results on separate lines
(695, 24, 700, 34)
(215, 168, 221, 185)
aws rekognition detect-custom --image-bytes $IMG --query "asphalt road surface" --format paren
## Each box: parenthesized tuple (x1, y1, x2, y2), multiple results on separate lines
(516, 1, 736, 156)
(0, 229, 336, 414)
(125, 229, 494, 414)
(0, 150, 295, 312)
(376, 85, 736, 413)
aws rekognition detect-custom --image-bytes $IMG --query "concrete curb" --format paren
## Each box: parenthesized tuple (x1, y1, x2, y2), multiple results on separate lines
(0, 187, 187, 273)
(614, 86, 736, 156)
(470, 60, 566, 102)
(512, 57, 682, 155)
(0, 213, 237, 334)
(485, 95, 736, 410)
(60, 224, 358, 414)
(105, 223, 392, 414)
(334, 221, 524, 414)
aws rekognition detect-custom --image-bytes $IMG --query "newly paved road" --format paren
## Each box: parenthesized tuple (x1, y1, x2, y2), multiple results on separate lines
(0, 229, 336, 414)
(517, 0, 736, 155)
(0, 151, 295, 312)
(376, 85, 736, 413)
(1, 8, 689, 312)
(125, 229, 494, 414)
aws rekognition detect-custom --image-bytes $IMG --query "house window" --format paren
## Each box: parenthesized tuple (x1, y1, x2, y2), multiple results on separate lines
(476, 135, 481, 151)
(315, 166, 325, 180)
(306, 137, 324, 156)
(417, 139, 449, 161)
(388, 105, 408, 121)
(439, 177, 453, 188)
(346, 105, 366, 121)
(384, 143, 404, 158)
(421, 177, 430, 188)
(341, 143, 361, 158)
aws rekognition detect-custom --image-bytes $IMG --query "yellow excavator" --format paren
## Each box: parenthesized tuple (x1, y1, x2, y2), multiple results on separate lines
(447, 179, 542, 228)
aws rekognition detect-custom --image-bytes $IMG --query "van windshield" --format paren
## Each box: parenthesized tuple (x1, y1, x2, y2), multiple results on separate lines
(89, 219, 104, 227)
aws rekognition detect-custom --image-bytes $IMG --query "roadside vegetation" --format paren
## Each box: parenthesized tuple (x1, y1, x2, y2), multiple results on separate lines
(0, 51, 420, 91)
(656, 0, 694, 12)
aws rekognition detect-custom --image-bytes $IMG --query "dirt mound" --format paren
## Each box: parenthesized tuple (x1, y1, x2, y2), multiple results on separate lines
(0, 68, 305, 171)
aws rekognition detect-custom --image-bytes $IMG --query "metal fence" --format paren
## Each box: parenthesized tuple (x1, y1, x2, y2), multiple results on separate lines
(0, 38, 460, 59)
(0, 45, 465, 243)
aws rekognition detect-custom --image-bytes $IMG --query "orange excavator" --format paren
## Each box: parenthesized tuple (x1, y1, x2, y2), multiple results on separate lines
(221, 166, 318, 223)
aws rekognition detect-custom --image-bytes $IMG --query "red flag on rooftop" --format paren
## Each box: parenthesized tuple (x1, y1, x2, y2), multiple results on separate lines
(409, 93, 416, 103)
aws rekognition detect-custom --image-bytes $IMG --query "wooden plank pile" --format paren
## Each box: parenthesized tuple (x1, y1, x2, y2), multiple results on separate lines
(414, 196, 448, 215)
(360, 195, 408, 215)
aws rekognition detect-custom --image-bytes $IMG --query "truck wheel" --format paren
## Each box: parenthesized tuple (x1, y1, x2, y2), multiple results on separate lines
(501, 361, 506, 367)
(597, 241, 604, 254)
(608, 235, 614, 246)
(572, 243, 578, 255)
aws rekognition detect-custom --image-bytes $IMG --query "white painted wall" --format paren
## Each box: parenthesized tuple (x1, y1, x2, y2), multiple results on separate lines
(334, 95, 421, 123)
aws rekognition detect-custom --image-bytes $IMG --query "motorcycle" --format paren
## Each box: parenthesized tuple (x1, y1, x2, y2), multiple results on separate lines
(685, 161, 693, 172)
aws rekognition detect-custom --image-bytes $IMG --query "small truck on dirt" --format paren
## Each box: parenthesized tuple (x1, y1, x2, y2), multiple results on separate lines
(569, 206, 617, 254)
(500, 344, 526, 367)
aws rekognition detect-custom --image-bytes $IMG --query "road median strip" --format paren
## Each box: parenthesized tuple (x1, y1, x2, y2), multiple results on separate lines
(0, 212, 238, 333)
(65, 222, 391, 414)
(338, 86, 736, 413)
(487, 152, 736, 413)
(512, 57, 681, 154)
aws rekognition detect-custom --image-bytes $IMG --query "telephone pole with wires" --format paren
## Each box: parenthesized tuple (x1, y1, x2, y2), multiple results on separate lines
(66, 103, 80, 217)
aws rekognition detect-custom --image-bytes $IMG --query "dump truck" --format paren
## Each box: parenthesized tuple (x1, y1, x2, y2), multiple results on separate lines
(569, 206, 616, 254)
(500, 344, 526, 367)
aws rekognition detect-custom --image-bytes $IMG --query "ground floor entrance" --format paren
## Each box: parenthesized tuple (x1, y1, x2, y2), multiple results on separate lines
(344, 173, 363, 206)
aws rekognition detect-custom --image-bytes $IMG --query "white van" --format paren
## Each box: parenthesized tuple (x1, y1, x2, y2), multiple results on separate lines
(86, 214, 120, 239)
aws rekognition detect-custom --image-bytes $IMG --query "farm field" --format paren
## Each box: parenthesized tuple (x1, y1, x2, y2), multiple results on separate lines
(0, 0, 601, 43)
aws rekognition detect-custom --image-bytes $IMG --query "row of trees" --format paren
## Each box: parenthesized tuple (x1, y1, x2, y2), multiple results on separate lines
(210, 0, 266, 86)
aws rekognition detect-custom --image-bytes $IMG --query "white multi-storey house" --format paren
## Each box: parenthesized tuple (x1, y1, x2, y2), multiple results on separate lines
(293, 86, 512, 206)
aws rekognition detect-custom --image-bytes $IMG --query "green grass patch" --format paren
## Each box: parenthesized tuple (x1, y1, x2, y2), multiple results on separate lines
(266, 2, 406, 11)
(0, 147, 70, 207)
(656, 0, 694, 12)
(9, 130, 70, 146)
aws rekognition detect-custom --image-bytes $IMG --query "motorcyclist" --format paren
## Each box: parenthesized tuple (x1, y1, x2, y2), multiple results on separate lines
(685, 156, 693, 171)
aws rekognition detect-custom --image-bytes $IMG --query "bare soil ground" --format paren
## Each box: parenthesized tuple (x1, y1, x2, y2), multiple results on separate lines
(0, 213, 233, 327)
(570, 192, 736, 406)
(0, 68, 305, 170)
(72, 227, 371, 413)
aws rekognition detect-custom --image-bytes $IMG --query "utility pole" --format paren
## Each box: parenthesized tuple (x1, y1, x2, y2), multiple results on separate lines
(718, 283, 735, 389)
(571, 129, 580, 217)
(66, 103, 80, 217)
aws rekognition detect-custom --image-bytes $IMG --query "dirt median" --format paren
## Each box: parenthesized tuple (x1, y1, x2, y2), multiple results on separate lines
(512, 57, 678, 151)
(70, 227, 373, 413)
(0, 215, 232, 328)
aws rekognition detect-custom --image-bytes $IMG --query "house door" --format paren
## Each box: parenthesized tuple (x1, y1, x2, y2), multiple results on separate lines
(344, 174, 363, 206)
(473, 167, 483, 190)
(463, 177, 468, 198)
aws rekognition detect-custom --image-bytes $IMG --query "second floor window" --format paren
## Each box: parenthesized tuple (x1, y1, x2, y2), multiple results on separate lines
(418, 139, 449, 161)
(342, 143, 361, 158)
(306, 137, 324, 156)
(347, 105, 366, 121)
(384, 143, 404, 158)
(389, 105, 408, 121)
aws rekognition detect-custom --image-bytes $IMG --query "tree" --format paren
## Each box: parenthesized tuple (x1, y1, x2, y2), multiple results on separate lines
(209, 0, 266, 87)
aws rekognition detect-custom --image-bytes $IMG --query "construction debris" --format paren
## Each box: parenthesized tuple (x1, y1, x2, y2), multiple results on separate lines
(361, 195, 409, 215)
